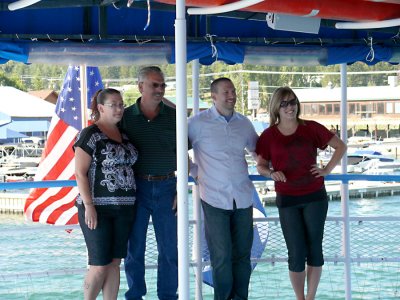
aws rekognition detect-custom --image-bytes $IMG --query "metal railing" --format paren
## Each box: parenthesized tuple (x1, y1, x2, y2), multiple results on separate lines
(0, 174, 400, 299)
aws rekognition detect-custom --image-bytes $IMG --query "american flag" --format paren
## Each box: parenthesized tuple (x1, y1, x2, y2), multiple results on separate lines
(24, 66, 103, 225)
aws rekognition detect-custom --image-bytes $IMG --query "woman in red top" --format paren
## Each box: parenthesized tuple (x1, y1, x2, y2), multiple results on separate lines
(256, 86, 346, 300)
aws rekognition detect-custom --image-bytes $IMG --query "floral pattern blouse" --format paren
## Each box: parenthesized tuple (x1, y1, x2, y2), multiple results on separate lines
(74, 124, 138, 206)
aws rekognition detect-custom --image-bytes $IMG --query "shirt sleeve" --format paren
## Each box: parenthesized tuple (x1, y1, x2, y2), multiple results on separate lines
(187, 116, 199, 146)
(245, 119, 259, 159)
(188, 156, 198, 179)
(73, 126, 96, 157)
(255, 129, 271, 160)
(187, 116, 198, 178)
(310, 121, 335, 150)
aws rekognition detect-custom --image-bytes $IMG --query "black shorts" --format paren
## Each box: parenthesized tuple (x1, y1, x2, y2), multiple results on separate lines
(78, 204, 136, 266)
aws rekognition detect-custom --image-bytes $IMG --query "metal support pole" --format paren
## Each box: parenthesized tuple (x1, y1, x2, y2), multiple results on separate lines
(192, 60, 200, 116)
(79, 65, 88, 128)
(340, 63, 352, 300)
(191, 59, 203, 300)
(176, 0, 189, 299)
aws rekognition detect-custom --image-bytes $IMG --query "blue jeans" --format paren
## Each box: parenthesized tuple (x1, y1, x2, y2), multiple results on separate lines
(201, 200, 253, 300)
(125, 177, 178, 300)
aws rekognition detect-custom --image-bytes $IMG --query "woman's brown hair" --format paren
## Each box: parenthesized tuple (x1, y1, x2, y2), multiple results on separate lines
(90, 88, 121, 121)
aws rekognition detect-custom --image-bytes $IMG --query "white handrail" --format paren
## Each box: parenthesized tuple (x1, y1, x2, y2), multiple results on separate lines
(8, 0, 41, 11)
(335, 18, 400, 29)
(187, 0, 264, 15)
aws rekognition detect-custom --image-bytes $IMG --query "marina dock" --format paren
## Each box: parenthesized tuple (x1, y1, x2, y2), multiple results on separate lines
(2, 182, 400, 213)
(258, 181, 400, 205)
(0, 192, 27, 214)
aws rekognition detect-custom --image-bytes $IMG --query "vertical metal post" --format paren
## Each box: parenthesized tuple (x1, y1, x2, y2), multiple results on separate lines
(192, 60, 200, 116)
(79, 64, 89, 270)
(175, 0, 189, 299)
(191, 59, 203, 300)
(340, 63, 352, 300)
(79, 65, 88, 128)
(240, 67, 245, 114)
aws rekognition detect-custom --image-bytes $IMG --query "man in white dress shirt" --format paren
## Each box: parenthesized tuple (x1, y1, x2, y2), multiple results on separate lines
(188, 78, 259, 300)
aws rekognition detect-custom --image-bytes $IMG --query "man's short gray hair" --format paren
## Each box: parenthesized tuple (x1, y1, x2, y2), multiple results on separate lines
(137, 66, 164, 83)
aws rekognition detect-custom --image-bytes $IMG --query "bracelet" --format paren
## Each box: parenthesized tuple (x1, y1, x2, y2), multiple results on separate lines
(269, 170, 275, 177)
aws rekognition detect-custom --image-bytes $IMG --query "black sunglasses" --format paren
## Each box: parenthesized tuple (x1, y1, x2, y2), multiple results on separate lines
(152, 82, 167, 89)
(280, 98, 298, 108)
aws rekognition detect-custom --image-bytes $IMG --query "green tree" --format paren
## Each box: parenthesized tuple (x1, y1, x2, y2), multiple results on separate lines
(1, 60, 399, 108)
(0, 70, 25, 90)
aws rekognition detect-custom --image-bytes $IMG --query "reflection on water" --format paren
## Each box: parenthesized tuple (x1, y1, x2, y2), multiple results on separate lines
(354, 198, 381, 215)
(0, 214, 25, 224)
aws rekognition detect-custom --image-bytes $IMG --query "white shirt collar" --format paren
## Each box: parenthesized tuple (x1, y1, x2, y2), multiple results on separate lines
(210, 105, 236, 121)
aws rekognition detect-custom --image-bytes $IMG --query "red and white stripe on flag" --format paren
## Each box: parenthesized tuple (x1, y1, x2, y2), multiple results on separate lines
(24, 66, 103, 225)
(24, 116, 79, 225)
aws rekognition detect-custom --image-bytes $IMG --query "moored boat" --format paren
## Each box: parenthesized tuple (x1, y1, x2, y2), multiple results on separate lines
(319, 148, 400, 174)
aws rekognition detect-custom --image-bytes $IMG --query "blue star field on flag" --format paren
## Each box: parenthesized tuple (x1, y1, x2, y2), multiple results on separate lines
(55, 66, 103, 130)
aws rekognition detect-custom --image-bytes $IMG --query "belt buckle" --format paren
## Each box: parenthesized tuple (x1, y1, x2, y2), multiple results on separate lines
(165, 172, 175, 180)
(150, 174, 162, 181)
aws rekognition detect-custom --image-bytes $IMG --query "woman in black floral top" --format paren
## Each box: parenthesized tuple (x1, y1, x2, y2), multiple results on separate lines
(74, 88, 138, 300)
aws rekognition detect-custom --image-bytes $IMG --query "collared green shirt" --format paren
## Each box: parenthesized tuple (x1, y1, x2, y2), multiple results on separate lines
(120, 98, 177, 175)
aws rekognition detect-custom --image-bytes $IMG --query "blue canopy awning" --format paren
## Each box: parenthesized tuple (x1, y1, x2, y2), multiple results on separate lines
(0, 41, 398, 67)
(0, 2, 399, 66)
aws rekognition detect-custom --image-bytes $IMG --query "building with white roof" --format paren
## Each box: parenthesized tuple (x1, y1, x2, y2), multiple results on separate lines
(0, 86, 55, 142)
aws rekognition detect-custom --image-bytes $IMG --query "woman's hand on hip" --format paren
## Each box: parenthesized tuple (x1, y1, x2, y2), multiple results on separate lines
(85, 205, 98, 230)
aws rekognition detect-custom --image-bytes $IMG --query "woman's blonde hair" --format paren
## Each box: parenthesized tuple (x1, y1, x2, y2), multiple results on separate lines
(269, 86, 302, 125)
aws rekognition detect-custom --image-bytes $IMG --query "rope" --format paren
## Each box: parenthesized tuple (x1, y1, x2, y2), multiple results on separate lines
(143, 0, 151, 30)
(205, 34, 218, 62)
(366, 36, 375, 63)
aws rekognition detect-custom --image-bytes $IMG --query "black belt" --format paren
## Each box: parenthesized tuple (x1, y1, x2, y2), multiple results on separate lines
(136, 172, 176, 181)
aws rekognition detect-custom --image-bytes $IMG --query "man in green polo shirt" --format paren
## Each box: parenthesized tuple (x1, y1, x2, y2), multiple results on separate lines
(120, 66, 178, 300)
